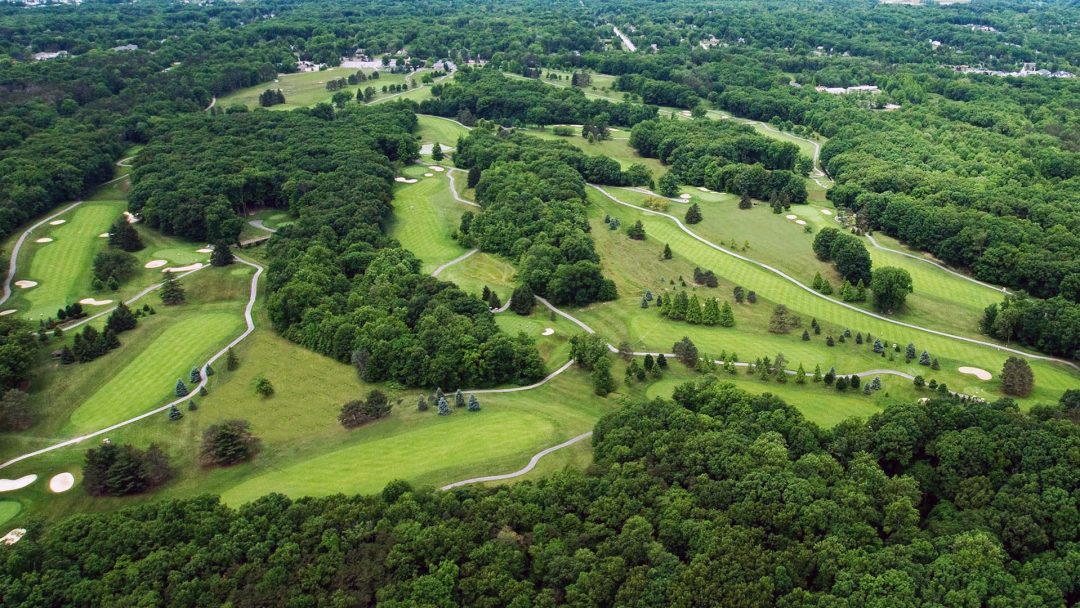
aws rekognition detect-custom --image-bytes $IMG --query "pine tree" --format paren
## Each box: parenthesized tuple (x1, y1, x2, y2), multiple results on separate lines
(226, 348, 239, 371)
(870, 376, 882, 390)
(657, 354, 668, 369)
(481, 286, 491, 302)
(188, 401, 198, 411)
(835, 376, 849, 391)
(702, 298, 720, 325)
(417, 395, 428, 411)
(826, 335, 835, 347)
(733, 286, 745, 304)
(913, 375, 925, 388)
(168, 405, 183, 421)
(175, 379, 189, 397)
(488, 290, 502, 310)
(747, 290, 756, 303)
(718, 301, 735, 327)
(431, 142, 444, 161)
(199, 386, 208, 397)
(663, 243, 672, 259)
(467, 395, 480, 411)
(103, 328, 120, 350)
(60, 346, 75, 364)
(684, 203, 702, 225)
(210, 240, 234, 266)
(454, 389, 465, 409)
(643, 353, 654, 371)
(672, 291, 689, 320)
(855, 332, 863, 345)
(931, 357, 940, 370)
(738, 192, 752, 209)
(873, 339, 885, 354)
(190, 368, 201, 383)
(919, 350, 931, 366)
(106, 302, 137, 333)
(905, 343, 916, 361)
(850, 375, 861, 389)
(794, 363, 807, 384)
(205, 364, 214, 377)
(824, 367, 836, 385)
(812, 272, 824, 291)
(437, 396, 450, 415)
(813, 364, 822, 383)
(928, 379, 938, 390)
(685, 295, 703, 324)
(160, 271, 186, 305)
(863, 384, 872, 395)
(802, 329, 810, 341)
(1001, 357, 1034, 397)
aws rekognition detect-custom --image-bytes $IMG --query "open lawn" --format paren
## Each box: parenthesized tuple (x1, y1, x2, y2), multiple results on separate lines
(0, 500, 20, 525)
(5, 201, 123, 321)
(416, 114, 471, 148)
(387, 165, 468, 274)
(526, 127, 667, 180)
(218, 67, 416, 111)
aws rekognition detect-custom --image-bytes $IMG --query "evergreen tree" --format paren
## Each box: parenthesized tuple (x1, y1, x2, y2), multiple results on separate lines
(168, 405, 183, 421)
(850, 375, 861, 389)
(160, 271, 186, 305)
(60, 346, 75, 364)
(873, 339, 885, 354)
(919, 350, 931, 366)
(931, 357, 940, 370)
(108, 218, 144, 252)
(487, 290, 502, 310)
(718, 301, 735, 327)
(702, 298, 720, 325)
(175, 379, 189, 397)
(802, 329, 810, 341)
(658, 172, 680, 197)
(684, 203, 702, 225)
(190, 368, 201, 383)
(855, 332, 863, 344)
(824, 367, 836, 385)
(210, 240, 234, 266)
(811, 272, 824, 291)
(913, 375, 925, 388)
(467, 395, 480, 411)
(905, 343, 916, 361)
(106, 302, 137, 333)
(643, 353, 654, 371)
(199, 386, 208, 397)
(431, 142, 444, 161)
(188, 401, 198, 411)
(1001, 357, 1034, 397)
(826, 336, 835, 347)
(591, 356, 615, 396)
(738, 192, 752, 209)
(928, 379, 938, 390)
(813, 364, 822, 383)
(663, 243, 672, 259)
(454, 389, 465, 409)
(672, 291, 689, 320)
(795, 363, 806, 384)
(226, 348, 239, 371)
(733, 286, 745, 303)
(863, 384, 872, 395)
(870, 376, 882, 390)
(656, 353, 668, 369)
(747, 291, 757, 303)
(510, 285, 535, 315)
(104, 328, 120, 350)
(205, 364, 214, 377)
(684, 295, 702, 324)
(417, 395, 428, 412)
(835, 376, 849, 391)
(107, 276, 120, 291)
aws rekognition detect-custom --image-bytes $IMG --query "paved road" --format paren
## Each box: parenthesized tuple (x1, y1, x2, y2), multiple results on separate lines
(431, 248, 477, 277)
(612, 25, 637, 52)
(445, 168, 478, 207)
(590, 184, 1078, 372)
(247, 219, 277, 233)
(441, 430, 592, 490)
(0, 256, 263, 471)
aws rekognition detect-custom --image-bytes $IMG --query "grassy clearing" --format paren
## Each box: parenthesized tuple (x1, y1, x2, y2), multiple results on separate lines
(576, 188, 1077, 405)
(416, 114, 471, 148)
(387, 165, 468, 274)
(0, 500, 20, 525)
(437, 252, 517, 303)
(219, 68, 415, 110)
(525, 127, 667, 180)
(6, 202, 123, 320)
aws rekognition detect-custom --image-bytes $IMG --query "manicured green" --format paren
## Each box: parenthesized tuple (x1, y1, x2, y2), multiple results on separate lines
(387, 164, 468, 274)
(218, 67, 414, 110)
(0, 500, 21, 525)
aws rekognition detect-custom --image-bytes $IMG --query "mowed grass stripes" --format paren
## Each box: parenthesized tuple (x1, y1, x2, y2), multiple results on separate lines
(388, 166, 468, 274)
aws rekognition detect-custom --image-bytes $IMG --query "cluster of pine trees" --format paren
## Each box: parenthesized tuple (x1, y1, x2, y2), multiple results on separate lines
(258, 89, 286, 107)
(658, 291, 734, 327)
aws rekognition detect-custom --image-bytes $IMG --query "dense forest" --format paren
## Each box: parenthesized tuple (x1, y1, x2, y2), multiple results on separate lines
(1, 385, 1076, 606)
(131, 104, 543, 389)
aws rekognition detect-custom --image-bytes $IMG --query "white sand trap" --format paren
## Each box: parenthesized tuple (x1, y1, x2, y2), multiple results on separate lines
(98, 232, 110, 238)
(14, 280, 37, 289)
(78, 298, 113, 306)
(0, 475, 36, 492)
(428, 166, 445, 172)
(785, 214, 797, 220)
(35, 237, 53, 243)
(0, 310, 15, 316)
(48, 473, 74, 493)
(821, 209, 833, 215)
(679, 193, 691, 199)
(795, 220, 807, 225)
(394, 176, 408, 182)
(541, 328, 555, 336)
(424, 173, 434, 177)
(1, 528, 26, 545)
(697, 186, 710, 192)
(123, 211, 139, 224)
(196, 248, 213, 253)
(164, 263, 202, 273)
(144, 259, 167, 269)
(958, 366, 992, 381)
(48, 219, 66, 226)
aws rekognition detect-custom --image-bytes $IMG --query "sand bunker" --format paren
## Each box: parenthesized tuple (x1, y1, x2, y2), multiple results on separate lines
(0, 475, 37, 492)
(795, 220, 807, 225)
(394, 177, 419, 184)
(0, 310, 15, 316)
(78, 298, 113, 306)
(541, 328, 555, 336)
(48, 473, 74, 493)
(697, 186, 710, 192)
(34, 237, 53, 243)
(123, 211, 139, 224)
(785, 214, 797, 220)
(821, 209, 833, 215)
(958, 366, 992, 381)
(14, 280, 37, 289)
(98, 232, 110, 238)
(196, 247, 213, 253)
(164, 263, 202, 273)
(144, 260, 167, 269)
(48, 220, 66, 226)
(429, 166, 445, 172)
(679, 193, 691, 199)
(424, 173, 434, 177)
(1, 529, 26, 545)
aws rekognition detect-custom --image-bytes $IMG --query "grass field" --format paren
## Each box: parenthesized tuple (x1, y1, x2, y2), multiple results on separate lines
(5, 202, 124, 320)
(416, 114, 471, 148)
(387, 164, 468, 274)
(0, 500, 20, 525)
(219, 67, 416, 111)
(526, 127, 668, 180)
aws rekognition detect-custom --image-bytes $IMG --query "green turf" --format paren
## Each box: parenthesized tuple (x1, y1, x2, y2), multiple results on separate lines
(7, 202, 123, 320)
(525, 127, 667, 180)
(0, 500, 20, 525)
(218, 67, 416, 110)
(416, 114, 471, 148)
(387, 165, 469, 274)
(575, 186, 1078, 405)
(437, 252, 517, 303)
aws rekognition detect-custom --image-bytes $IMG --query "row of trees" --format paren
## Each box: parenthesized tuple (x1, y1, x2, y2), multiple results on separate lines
(981, 293, 1078, 359)
(657, 291, 735, 326)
